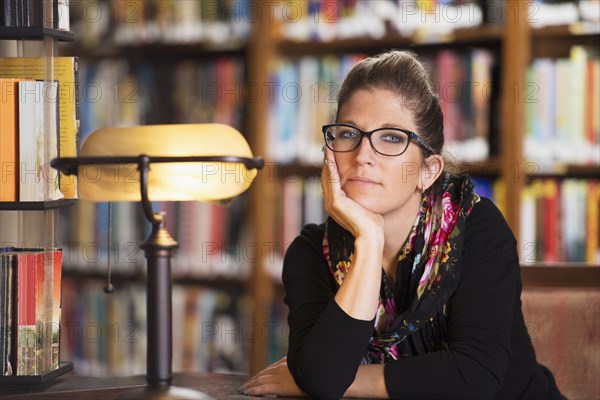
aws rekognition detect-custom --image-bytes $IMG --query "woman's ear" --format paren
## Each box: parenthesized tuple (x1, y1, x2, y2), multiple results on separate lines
(421, 154, 444, 191)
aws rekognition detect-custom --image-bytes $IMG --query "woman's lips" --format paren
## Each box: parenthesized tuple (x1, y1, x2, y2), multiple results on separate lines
(347, 177, 380, 186)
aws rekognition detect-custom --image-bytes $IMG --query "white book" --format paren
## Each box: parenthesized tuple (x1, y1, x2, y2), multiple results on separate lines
(57, 0, 70, 31)
(519, 185, 536, 264)
(18, 80, 60, 201)
(18, 81, 44, 201)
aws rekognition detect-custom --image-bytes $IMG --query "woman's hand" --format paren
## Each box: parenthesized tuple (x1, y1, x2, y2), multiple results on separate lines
(322, 147, 384, 242)
(240, 357, 306, 397)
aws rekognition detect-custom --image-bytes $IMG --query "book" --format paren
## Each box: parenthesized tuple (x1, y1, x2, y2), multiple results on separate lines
(0, 251, 13, 375)
(56, 0, 70, 31)
(18, 80, 61, 201)
(586, 181, 599, 264)
(0, 79, 22, 201)
(0, 57, 79, 199)
(1, 0, 19, 27)
(17, 81, 45, 202)
(50, 250, 63, 369)
(14, 251, 46, 375)
(22, 0, 43, 27)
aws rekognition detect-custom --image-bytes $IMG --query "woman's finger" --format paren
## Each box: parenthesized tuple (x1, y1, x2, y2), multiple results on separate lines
(243, 382, 280, 396)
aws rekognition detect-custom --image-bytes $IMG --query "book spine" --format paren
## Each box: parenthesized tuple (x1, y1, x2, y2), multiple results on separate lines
(23, 0, 44, 27)
(0, 79, 20, 202)
(18, 81, 44, 202)
(56, 0, 70, 31)
(1, 0, 19, 27)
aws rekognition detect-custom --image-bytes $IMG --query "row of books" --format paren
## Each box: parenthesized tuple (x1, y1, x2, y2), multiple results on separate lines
(59, 277, 254, 376)
(0, 79, 61, 202)
(0, 57, 79, 200)
(264, 176, 326, 282)
(0, 248, 63, 377)
(276, 0, 599, 43)
(266, 54, 359, 164)
(69, 0, 251, 49)
(531, 0, 600, 28)
(520, 179, 599, 264)
(470, 176, 506, 215)
(58, 198, 253, 280)
(77, 56, 245, 144)
(1, 0, 69, 31)
(276, 0, 488, 42)
(267, 48, 497, 164)
(525, 46, 600, 167)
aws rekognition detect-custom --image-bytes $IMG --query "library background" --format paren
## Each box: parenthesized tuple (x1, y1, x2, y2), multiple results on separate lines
(0, 0, 598, 398)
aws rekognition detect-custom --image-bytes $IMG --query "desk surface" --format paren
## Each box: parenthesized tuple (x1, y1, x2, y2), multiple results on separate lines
(1, 371, 264, 399)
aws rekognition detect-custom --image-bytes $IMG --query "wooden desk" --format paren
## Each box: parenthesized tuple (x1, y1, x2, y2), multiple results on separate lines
(1, 372, 261, 399)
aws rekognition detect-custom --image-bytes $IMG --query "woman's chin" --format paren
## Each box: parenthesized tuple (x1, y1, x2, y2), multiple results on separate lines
(346, 192, 381, 214)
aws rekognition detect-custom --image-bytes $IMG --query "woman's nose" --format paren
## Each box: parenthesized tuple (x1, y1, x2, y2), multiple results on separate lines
(354, 135, 376, 164)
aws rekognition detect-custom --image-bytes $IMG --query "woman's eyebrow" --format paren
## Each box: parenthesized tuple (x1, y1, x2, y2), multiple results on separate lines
(337, 121, 405, 129)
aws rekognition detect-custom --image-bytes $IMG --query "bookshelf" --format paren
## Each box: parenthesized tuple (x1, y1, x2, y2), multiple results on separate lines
(0, 3, 76, 385)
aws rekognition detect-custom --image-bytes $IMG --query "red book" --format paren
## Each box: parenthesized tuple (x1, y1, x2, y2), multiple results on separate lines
(15, 252, 45, 375)
(543, 180, 560, 262)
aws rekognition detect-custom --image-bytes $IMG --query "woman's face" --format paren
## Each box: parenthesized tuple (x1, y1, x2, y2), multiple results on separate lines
(334, 88, 425, 217)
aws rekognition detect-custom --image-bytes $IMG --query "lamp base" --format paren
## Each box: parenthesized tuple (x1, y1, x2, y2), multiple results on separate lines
(116, 385, 214, 400)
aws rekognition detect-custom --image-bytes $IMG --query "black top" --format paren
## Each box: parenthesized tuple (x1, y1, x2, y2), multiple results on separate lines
(283, 198, 563, 399)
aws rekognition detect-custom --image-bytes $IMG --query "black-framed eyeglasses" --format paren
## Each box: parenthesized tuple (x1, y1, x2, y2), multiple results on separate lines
(322, 123, 434, 156)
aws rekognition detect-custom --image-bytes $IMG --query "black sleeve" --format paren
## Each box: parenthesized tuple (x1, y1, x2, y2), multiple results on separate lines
(283, 224, 375, 399)
(384, 198, 518, 399)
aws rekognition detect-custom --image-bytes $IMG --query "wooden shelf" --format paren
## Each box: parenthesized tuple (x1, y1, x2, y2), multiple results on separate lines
(0, 199, 76, 211)
(277, 24, 503, 56)
(0, 362, 73, 386)
(532, 23, 600, 39)
(524, 164, 600, 180)
(61, 41, 247, 59)
(530, 24, 600, 58)
(520, 264, 600, 288)
(62, 268, 248, 291)
(0, 27, 75, 42)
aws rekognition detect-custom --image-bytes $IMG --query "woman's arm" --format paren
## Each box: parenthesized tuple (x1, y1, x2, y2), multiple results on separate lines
(322, 147, 384, 321)
(241, 359, 388, 398)
(344, 364, 388, 398)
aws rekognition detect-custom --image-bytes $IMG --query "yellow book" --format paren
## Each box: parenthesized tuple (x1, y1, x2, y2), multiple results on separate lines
(587, 181, 599, 264)
(492, 179, 507, 218)
(0, 57, 79, 198)
(0, 79, 23, 201)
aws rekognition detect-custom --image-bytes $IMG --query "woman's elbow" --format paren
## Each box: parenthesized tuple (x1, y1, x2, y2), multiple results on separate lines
(289, 362, 352, 399)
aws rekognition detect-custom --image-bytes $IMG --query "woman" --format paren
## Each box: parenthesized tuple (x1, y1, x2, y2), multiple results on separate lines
(242, 51, 563, 399)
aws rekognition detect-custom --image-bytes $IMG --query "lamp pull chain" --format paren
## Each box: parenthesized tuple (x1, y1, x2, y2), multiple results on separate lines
(104, 201, 114, 294)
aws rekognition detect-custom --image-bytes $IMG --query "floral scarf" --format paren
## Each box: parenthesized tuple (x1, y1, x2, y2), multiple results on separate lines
(322, 174, 479, 363)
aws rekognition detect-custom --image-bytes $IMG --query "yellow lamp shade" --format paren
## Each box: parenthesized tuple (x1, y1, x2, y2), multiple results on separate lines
(77, 124, 259, 202)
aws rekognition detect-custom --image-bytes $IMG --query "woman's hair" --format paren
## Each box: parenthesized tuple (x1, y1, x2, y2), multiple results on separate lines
(336, 50, 455, 189)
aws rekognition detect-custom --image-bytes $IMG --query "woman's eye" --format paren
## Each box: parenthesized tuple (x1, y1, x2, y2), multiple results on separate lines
(339, 129, 359, 139)
(380, 133, 405, 143)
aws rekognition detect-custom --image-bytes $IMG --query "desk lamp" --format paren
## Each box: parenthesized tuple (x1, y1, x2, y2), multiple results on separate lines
(52, 124, 264, 399)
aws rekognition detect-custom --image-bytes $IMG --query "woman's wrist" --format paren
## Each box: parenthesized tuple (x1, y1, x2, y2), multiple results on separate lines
(355, 232, 384, 257)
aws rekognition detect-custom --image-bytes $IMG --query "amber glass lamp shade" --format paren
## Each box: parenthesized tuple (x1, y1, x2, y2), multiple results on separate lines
(75, 123, 259, 202)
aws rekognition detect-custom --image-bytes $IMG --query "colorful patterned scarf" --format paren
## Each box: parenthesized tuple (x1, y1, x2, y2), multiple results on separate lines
(322, 174, 479, 362)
